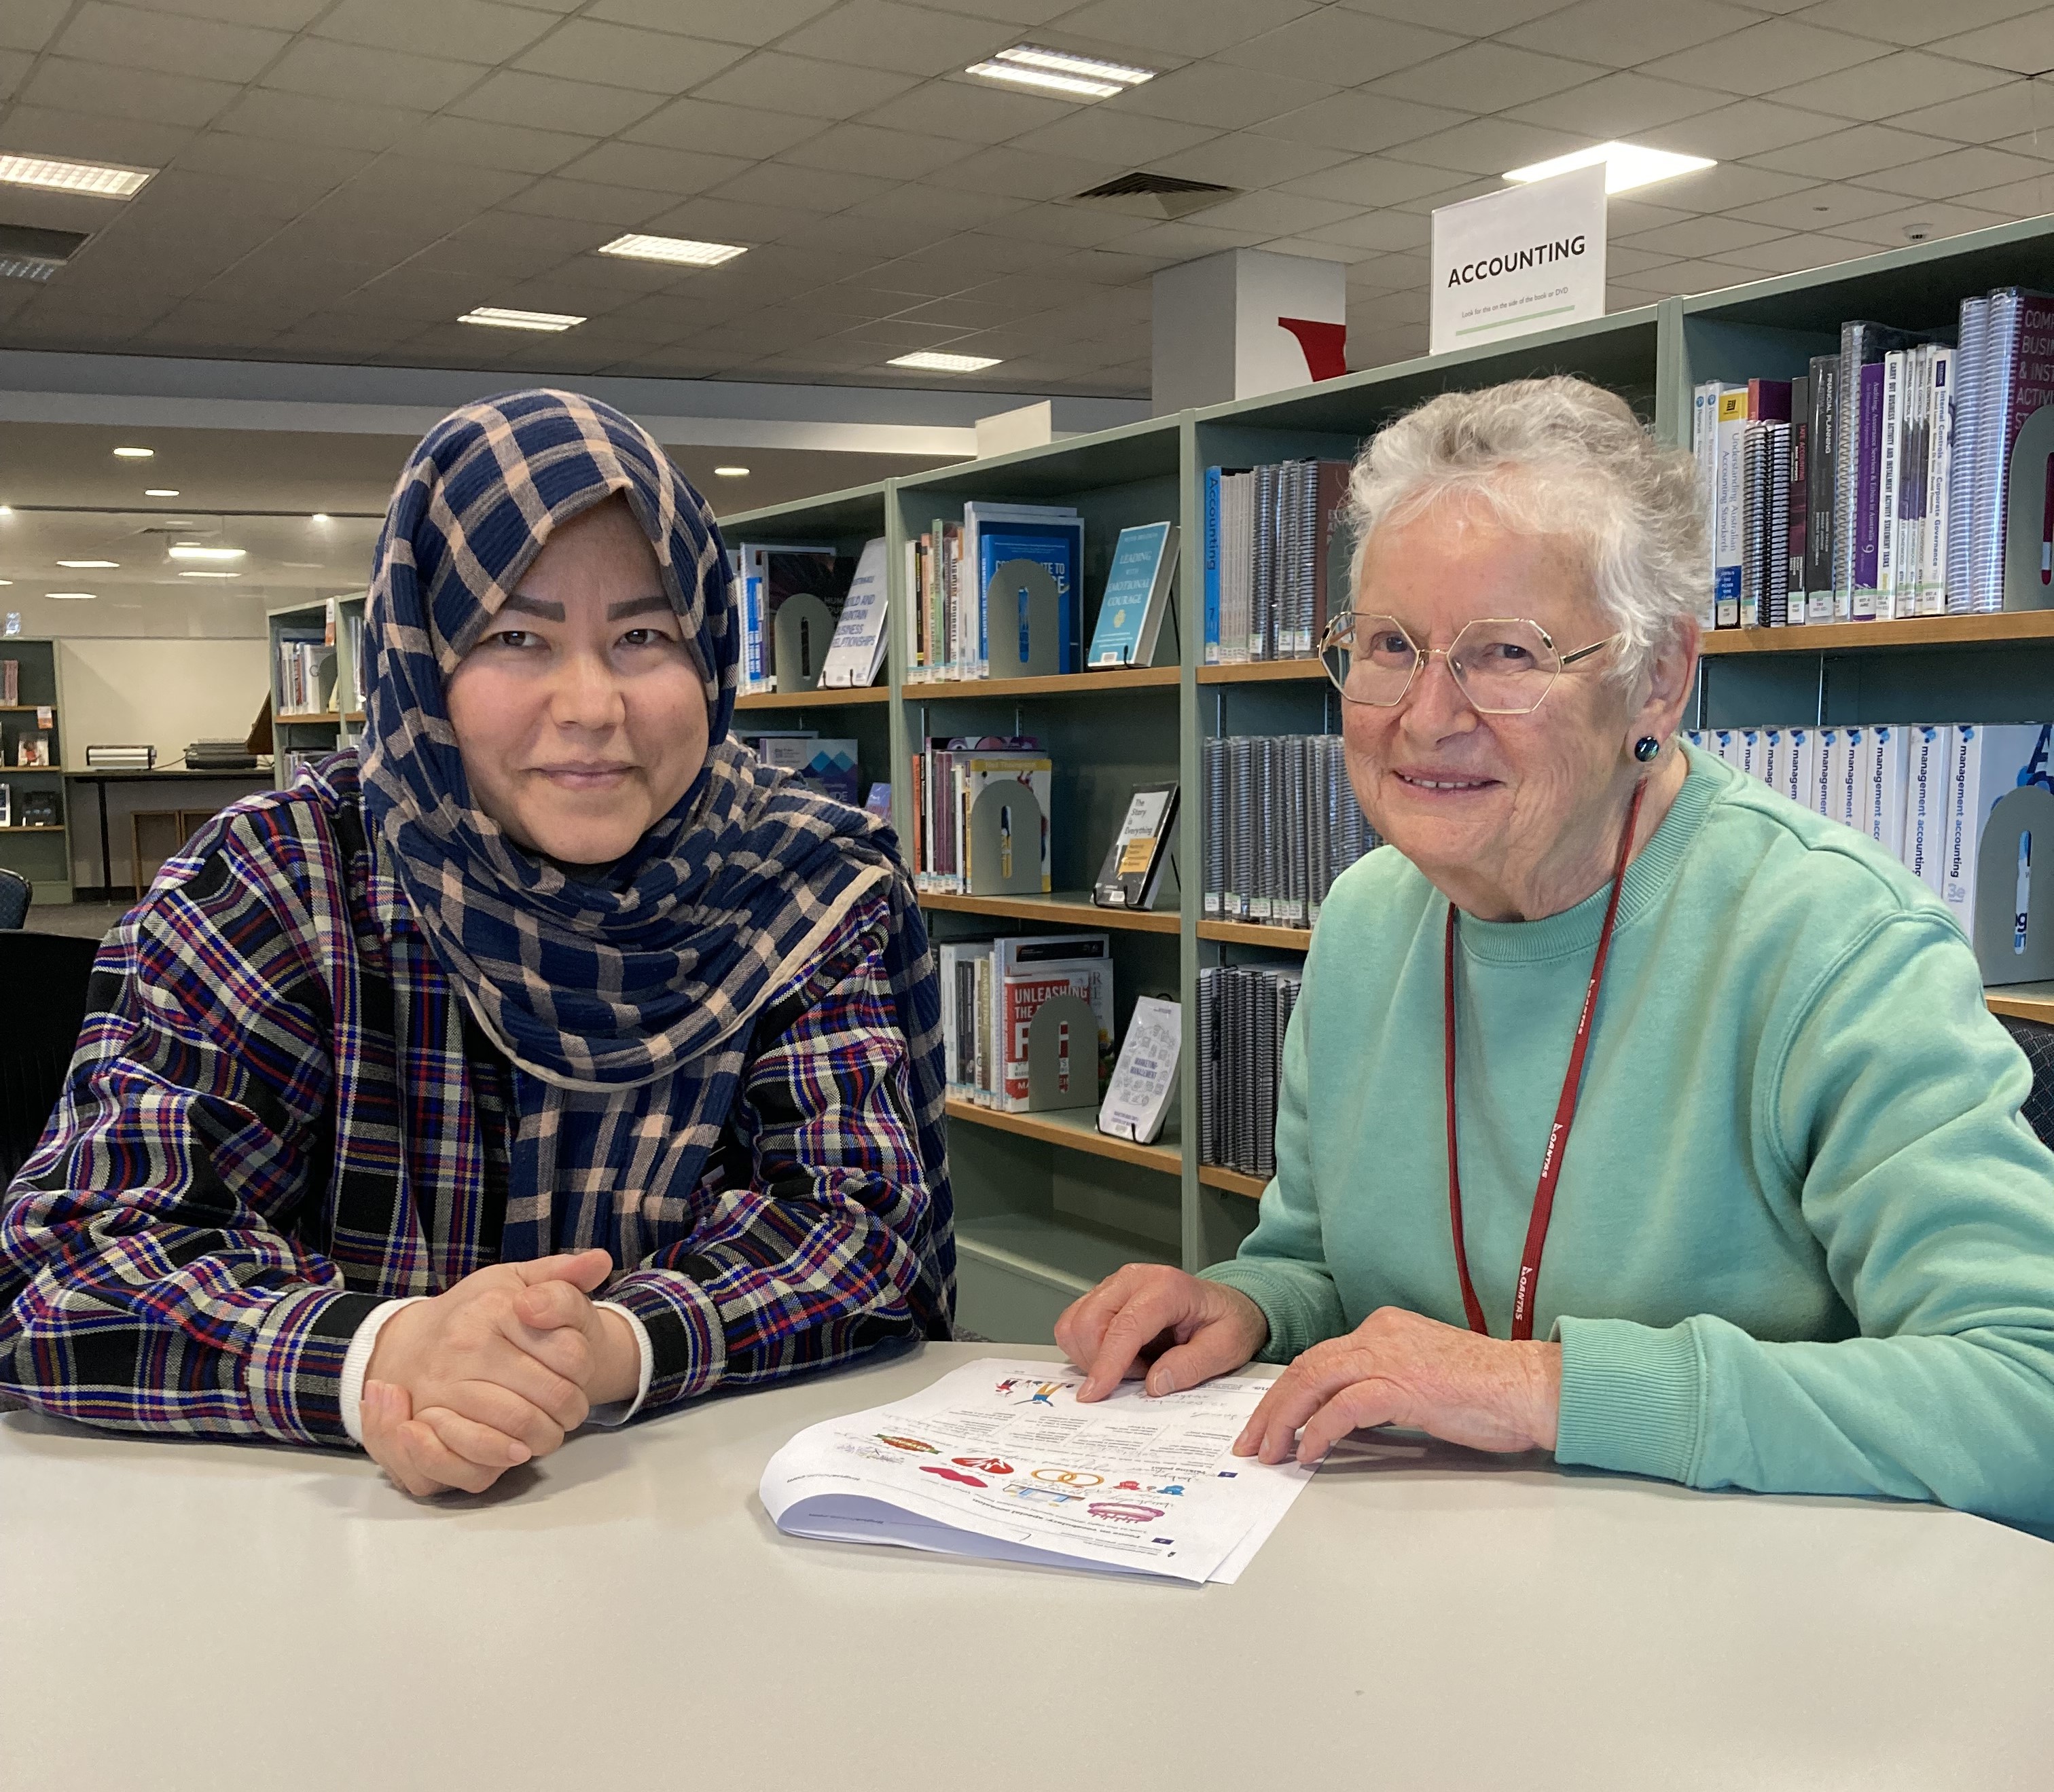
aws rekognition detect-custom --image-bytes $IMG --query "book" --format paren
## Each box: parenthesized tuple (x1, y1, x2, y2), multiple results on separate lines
(736, 542, 840, 694)
(0, 783, 9, 827)
(1098, 995, 1181, 1146)
(1902, 723, 1950, 891)
(1852, 360, 1886, 619)
(1950, 297, 1987, 615)
(0, 660, 15, 705)
(1837, 321, 1928, 619)
(1921, 348, 1958, 617)
(1693, 381, 1734, 630)
(1805, 356, 1839, 621)
(757, 736, 860, 807)
(1086, 522, 1178, 668)
(1202, 733, 1375, 926)
(963, 502, 1083, 678)
(1713, 388, 1749, 627)
(14, 735, 49, 768)
(1197, 963, 1303, 1180)
(1787, 374, 1809, 620)
(992, 932, 1113, 1113)
(1977, 289, 2054, 611)
(962, 754, 1052, 894)
(1943, 723, 2053, 947)
(1878, 349, 1907, 619)
(19, 789, 58, 828)
(818, 536, 888, 689)
(1092, 781, 1178, 911)
(757, 1355, 1315, 1584)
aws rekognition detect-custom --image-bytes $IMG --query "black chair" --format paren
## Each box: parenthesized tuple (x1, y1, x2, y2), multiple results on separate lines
(0, 931, 102, 1187)
(0, 867, 30, 931)
(2000, 1013, 2054, 1150)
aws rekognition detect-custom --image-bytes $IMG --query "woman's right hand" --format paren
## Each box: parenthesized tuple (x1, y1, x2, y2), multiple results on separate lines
(1056, 1264, 1270, 1402)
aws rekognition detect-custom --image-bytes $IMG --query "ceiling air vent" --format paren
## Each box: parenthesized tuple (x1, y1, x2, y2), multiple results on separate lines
(1072, 172, 1237, 220)
(0, 222, 87, 283)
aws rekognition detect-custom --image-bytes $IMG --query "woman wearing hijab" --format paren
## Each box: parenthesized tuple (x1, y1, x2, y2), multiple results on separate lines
(0, 389, 953, 1498)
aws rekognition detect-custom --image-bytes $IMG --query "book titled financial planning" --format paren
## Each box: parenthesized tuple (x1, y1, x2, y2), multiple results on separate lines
(1087, 522, 1178, 668)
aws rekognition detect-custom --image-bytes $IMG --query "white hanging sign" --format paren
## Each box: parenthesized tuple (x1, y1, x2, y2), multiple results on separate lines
(1429, 164, 1607, 357)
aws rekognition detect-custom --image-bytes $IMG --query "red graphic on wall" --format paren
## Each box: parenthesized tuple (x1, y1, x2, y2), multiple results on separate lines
(1278, 317, 1347, 381)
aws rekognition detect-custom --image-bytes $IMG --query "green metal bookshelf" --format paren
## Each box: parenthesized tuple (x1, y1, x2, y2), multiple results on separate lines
(717, 212, 2054, 1338)
(0, 638, 72, 904)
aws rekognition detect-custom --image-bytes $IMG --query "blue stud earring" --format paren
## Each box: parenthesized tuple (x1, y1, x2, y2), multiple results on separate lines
(1634, 735, 1661, 763)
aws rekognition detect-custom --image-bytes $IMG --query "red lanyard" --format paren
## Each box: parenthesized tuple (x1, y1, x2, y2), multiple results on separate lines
(1443, 781, 1646, 1341)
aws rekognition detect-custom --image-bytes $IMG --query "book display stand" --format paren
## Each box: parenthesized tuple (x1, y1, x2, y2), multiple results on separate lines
(723, 211, 2054, 1340)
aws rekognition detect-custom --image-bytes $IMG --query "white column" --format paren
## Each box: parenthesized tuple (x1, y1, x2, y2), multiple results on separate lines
(1151, 249, 1347, 415)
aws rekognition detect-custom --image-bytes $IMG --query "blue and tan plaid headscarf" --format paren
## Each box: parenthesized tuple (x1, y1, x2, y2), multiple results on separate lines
(358, 388, 950, 1282)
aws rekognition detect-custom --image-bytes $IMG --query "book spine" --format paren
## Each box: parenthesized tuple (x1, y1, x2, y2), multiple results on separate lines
(1834, 321, 1862, 617)
(1253, 464, 1278, 661)
(2003, 292, 2054, 608)
(1769, 422, 1791, 627)
(1204, 467, 1222, 665)
(1714, 389, 1748, 627)
(1949, 299, 1984, 615)
(1877, 349, 1904, 618)
(1852, 359, 1885, 615)
(1742, 422, 1767, 628)
(1786, 376, 1807, 620)
(1692, 382, 1720, 630)
(1202, 737, 1227, 918)
(1806, 355, 1838, 621)
(1975, 291, 2022, 611)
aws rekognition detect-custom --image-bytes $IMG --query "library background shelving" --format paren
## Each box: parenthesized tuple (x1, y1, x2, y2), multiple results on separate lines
(720, 215, 2054, 1338)
(0, 638, 71, 903)
(267, 593, 367, 782)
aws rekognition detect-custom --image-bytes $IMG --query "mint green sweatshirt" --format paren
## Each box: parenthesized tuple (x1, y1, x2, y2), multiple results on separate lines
(1202, 745, 2054, 1529)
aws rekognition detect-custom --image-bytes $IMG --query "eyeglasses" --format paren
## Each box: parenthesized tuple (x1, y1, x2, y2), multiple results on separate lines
(1318, 611, 1620, 714)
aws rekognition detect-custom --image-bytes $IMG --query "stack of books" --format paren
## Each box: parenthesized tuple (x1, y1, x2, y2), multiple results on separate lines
(905, 503, 1083, 681)
(909, 735, 1051, 894)
(1196, 964, 1303, 1182)
(1202, 734, 1380, 928)
(1201, 458, 1352, 665)
(938, 931, 1114, 1112)
(1694, 285, 2054, 627)
(274, 635, 335, 716)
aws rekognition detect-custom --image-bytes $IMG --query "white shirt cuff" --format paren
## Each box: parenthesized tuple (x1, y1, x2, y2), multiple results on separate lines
(588, 1300, 654, 1427)
(338, 1297, 426, 1446)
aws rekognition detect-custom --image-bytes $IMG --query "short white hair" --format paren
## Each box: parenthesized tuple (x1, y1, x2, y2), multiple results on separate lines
(1345, 376, 1703, 688)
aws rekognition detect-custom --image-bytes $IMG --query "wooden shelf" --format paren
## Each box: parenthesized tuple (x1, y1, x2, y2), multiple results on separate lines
(734, 685, 888, 711)
(1199, 917, 1312, 950)
(905, 665, 1178, 697)
(1196, 659, 1327, 685)
(1987, 985, 2054, 1025)
(945, 1096, 1182, 1177)
(0, 705, 56, 712)
(275, 711, 344, 725)
(1198, 1165, 1267, 1201)
(4, 764, 66, 773)
(1701, 613, 2054, 656)
(919, 890, 1178, 934)
(0, 824, 65, 834)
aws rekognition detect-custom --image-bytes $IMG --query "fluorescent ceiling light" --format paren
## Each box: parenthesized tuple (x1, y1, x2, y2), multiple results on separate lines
(887, 350, 1002, 373)
(311, 512, 330, 522)
(145, 488, 179, 497)
(168, 544, 245, 562)
(713, 466, 750, 477)
(46, 591, 96, 600)
(598, 233, 748, 268)
(113, 446, 153, 459)
(0, 257, 57, 283)
(58, 560, 118, 568)
(0, 153, 154, 198)
(1504, 140, 1715, 196)
(179, 570, 240, 579)
(965, 60, 1120, 98)
(458, 305, 584, 331)
(994, 45, 1154, 85)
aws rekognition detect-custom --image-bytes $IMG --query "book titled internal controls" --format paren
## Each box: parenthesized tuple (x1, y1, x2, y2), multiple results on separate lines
(759, 1357, 1314, 1584)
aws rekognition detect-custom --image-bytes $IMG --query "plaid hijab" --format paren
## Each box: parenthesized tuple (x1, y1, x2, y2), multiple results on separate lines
(357, 388, 949, 1271)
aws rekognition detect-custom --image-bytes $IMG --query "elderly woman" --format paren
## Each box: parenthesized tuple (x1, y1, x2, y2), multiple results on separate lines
(1061, 376, 2054, 1529)
(1, 389, 951, 1497)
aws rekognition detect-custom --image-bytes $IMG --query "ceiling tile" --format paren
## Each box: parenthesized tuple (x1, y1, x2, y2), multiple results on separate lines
(1298, 207, 1433, 251)
(390, 113, 598, 177)
(643, 196, 823, 244)
(923, 144, 1122, 200)
(312, 0, 560, 65)
(1639, 162, 1817, 213)
(710, 161, 900, 212)
(514, 22, 747, 94)
(1950, 172, 2054, 214)
(623, 96, 831, 158)
(1280, 156, 1467, 207)
(1790, 0, 2041, 50)
(213, 88, 427, 151)
(1893, 79, 2052, 144)
(1332, 0, 1568, 30)
(1142, 130, 1353, 188)
(1217, 11, 1462, 85)
(1596, 196, 1691, 234)
(556, 141, 753, 195)
(1767, 50, 2013, 123)
(1383, 116, 1587, 178)
(1858, 143, 2054, 199)
(1504, 71, 1729, 141)
(23, 56, 242, 130)
(1638, 20, 1886, 96)
(0, 50, 26, 104)
(0, 103, 197, 172)
(1615, 213, 1790, 257)
(262, 38, 485, 113)
(1635, 98, 1840, 162)
(1500, 0, 1760, 67)
(498, 178, 679, 227)
(778, 123, 972, 181)
(1817, 198, 2018, 247)
(1389, 172, 1496, 213)
(905, 0, 1079, 25)
(774, 1, 1015, 75)
(52, 1, 289, 82)
(586, 0, 842, 43)
(0, 0, 69, 54)
(693, 51, 920, 118)
(173, 130, 376, 191)
(1928, 10, 2054, 73)
(1051, 0, 1319, 60)
(841, 180, 1034, 229)
(1748, 122, 1964, 182)
(450, 69, 664, 136)
(1367, 42, 1605, 112)
(1708, 231, 1850, 276)
(860, 75, 1075, 143)
(1113, 63, 1336, 132)
(1723, 181, 1910, 230)
(1005, 109, 1219, 165)
(972, 201, 1138, 246)
(1255, 92, 1472, 155)
(1183, 189, 1360, 235)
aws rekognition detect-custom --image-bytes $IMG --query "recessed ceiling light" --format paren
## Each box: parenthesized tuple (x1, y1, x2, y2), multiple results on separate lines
(57, 560, 118, 568)
(310, 513, 329, 522)
(713, 466, 750, 478)
(168, 544, 245, 562)
(457, 305, 585, 331)
(0, 153, 155, 198)
(888, 350, 1003, 373)
(966, 44, 1155, 98)
(113, 445, 153, 459)
(0, 257, 57, 284)
(46, 591, 96, 601)
(0, 580, 12, 586)
(145, 488, 179, 497)
(178, 570, 240, 579)
(598, 233, 748, 268)
(1504, 140, 1715, 195)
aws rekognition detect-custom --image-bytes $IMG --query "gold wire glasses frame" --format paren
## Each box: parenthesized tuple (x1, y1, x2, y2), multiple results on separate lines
(1317, 611, 1621, 714)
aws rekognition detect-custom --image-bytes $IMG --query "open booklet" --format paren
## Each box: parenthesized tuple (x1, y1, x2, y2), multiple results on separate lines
(759, 1357, 1315, 1584)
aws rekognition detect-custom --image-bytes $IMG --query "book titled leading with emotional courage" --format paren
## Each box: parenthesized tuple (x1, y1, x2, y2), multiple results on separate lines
(1086, 522, 1178, 668)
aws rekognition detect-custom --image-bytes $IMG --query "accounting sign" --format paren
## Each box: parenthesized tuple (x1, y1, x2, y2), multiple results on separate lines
(1429, 164, 1607, 357)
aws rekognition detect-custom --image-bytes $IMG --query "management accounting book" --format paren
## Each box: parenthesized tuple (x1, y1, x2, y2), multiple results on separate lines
(1086, 522, 1178, 668)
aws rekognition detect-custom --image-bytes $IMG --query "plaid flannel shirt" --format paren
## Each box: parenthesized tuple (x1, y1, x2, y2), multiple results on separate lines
(0, 769, 950, 1446)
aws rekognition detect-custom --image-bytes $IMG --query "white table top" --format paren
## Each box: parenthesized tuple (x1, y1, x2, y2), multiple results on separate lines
(5, 1340, 2051, 1792)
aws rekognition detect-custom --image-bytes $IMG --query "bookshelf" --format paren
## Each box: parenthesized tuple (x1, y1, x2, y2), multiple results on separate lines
(723, 221, 2054, 1338)
(268, 593, 367, 784)
(0, 638, 71, 904)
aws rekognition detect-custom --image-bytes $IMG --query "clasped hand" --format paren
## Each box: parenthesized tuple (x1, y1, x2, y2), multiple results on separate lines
(360, 1247, 642, 1498)
(1056, 1265, 1561, 1463)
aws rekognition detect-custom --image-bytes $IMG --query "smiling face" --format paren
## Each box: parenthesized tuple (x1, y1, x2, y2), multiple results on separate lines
(444, 495, 711, 869)
(1341, 492, 1691, 921)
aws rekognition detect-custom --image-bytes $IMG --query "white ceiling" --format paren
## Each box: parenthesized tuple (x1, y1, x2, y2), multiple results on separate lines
(0, 0, 2052, 397)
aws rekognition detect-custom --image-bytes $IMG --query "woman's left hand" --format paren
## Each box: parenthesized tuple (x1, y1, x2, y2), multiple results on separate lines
(1236, 1306, 1562, 1465)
